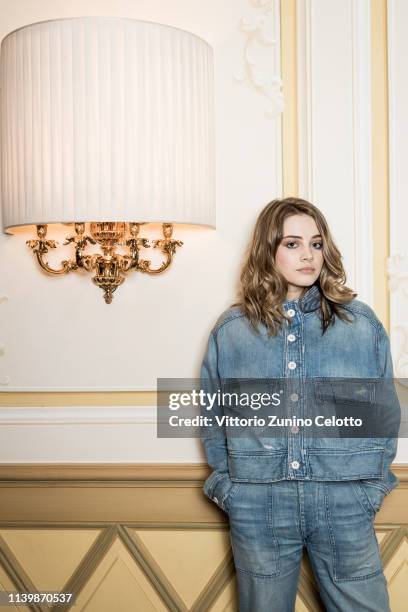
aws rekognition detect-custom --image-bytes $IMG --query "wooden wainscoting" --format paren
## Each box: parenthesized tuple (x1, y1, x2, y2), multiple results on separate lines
(0, 464, 406, 612)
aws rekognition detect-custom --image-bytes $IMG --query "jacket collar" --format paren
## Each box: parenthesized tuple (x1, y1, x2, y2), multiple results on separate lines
(283, 283, 321, 313)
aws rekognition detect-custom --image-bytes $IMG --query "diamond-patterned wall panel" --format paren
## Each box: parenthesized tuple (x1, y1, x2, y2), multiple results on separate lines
(134, 529, 231, 608)
(74, 537, 168, 612)
(384, 536, 408, 612)
(207, 574, 239, 612)
(0, 465, 406, 611)
(0, 564, 31, 612)
(0, 527, 407, 611)
(0, 529, 101, 591)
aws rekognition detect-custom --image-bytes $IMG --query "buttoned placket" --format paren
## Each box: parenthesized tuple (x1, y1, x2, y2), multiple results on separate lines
(284, 302, 305, 478)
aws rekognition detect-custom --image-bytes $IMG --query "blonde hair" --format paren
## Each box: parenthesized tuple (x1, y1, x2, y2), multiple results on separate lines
(232, 197, 357, 336)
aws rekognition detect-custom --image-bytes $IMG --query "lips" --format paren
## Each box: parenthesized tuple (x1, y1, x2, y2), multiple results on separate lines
(297, 268, 315, 272)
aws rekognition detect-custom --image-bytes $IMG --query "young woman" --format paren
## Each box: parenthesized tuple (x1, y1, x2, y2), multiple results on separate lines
(200, 197, 399, 612)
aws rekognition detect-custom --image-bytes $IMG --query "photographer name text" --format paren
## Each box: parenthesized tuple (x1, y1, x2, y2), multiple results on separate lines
(167, 415, 362, 427)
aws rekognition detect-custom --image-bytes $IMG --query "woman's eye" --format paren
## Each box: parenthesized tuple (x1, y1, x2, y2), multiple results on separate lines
(284, 241, 322, 249)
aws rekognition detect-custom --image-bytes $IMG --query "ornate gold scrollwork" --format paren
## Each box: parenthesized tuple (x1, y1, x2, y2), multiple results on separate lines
(26, 222, 183, 303)
(140, 223, 184, 275)
(26, 225, 78, 274)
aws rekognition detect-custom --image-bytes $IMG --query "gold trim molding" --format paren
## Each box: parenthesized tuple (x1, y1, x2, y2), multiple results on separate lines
(0, 391, 157, 406)
(0, 463, 406, 482)
(280, 0, 298, 197)
(371, 0, 390, 328)
(0, 463, 211, 481)
(0, 463, 406, 525)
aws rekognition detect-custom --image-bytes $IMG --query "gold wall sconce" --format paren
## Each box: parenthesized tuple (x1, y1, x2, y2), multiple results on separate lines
(27, 222, 183, 304)
(0, 17, 215, 303)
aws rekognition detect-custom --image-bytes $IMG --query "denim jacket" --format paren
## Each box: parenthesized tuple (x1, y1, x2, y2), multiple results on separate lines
(200, 284, 400, 511)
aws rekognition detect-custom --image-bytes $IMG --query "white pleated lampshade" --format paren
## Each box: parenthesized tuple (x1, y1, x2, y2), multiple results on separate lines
(0, 17, 215, 234)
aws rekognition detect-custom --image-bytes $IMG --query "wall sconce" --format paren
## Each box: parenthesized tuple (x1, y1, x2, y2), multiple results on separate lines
(0, 17, 215, 303)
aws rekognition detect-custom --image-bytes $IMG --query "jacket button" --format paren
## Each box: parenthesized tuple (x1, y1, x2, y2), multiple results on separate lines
(290, 393, 299, 402)
(288, 334, 296, 342)
(291, 461, 300, 469)
(288, 361, 297, 370)
(287, 309, 296, 317)
(291, 425, 299, 434)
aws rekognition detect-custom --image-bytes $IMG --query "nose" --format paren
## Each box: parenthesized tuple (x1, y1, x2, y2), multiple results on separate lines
(300, 246, 314, 261)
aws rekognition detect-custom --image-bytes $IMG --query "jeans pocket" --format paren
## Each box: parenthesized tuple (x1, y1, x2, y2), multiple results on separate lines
(229, 483, 280, 578)
(203, 471, 239, 513)
(222, 481, 242, 514)
(325, 481, 384, 582)
(355, 480, 387, 516)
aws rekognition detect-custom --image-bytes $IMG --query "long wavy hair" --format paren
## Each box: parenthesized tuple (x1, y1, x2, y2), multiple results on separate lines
(232, 197, 357, 336)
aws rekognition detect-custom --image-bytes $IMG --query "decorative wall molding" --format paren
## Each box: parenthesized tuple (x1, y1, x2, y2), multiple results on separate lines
(387, 0, 405, 255)
(296, 0, 313, 197)
(0, 406, 157, 425)
(0, 524, 236, 612)
(296, 0, 373, 305)
(387, 2, 408, 400)
(387, 256, 408, 380)
(350, 0, 373, 305)
(0, 294, 9, 386)
(0, 391, 157, 406)
(0, 462, 406, 483)
(393, 327, 408, 381)
(1, 385, 158, 392)
(387, 254, 408, 295)
(235, 0, 284, 118)
(0, 464, 406, 611)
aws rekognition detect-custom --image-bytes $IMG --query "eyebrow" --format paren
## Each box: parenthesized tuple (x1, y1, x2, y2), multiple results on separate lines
(282, 235, 322, 239)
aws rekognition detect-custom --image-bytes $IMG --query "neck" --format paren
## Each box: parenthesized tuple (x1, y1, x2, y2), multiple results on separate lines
(286, 288, 306, 301)
(285, 284, 316, 302)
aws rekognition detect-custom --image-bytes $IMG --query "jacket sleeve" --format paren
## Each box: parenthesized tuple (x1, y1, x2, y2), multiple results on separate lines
(199, 330, 229, 475)
(376, 321, 400, 493)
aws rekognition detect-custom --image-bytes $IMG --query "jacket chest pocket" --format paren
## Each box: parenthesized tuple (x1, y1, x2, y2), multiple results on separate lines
(223, 378, 288, 453)
(311, 379, 380, 449)
(315, 379, 377, 407)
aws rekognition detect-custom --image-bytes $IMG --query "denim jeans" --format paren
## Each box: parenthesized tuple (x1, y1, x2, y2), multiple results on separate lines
(220, 478, 390, 612)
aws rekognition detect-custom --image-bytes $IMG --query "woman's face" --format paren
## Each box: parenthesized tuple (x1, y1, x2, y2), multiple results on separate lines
(274, 214, 324, 300)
